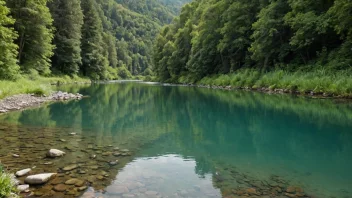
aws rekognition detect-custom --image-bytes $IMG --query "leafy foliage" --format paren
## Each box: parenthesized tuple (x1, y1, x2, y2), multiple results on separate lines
(0, 0, 19, 80)
(0, 165, 19, 198)
(48, 0, 84, 75)
(0, 0, 189, 81)
(153, 0, 352, 84)
(6, 0, 55, 75)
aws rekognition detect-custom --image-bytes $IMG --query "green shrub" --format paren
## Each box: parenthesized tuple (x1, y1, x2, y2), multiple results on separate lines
(117, 67, 132, 79)
(0, 165, 19, 198)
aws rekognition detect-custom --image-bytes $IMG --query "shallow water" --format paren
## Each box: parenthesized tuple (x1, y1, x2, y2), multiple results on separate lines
(0, 82, 352, 198)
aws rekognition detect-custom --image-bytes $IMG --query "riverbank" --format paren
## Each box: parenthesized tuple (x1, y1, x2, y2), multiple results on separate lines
(0, 92, 84, 114)
(0, 75, 90, 100)
(172, 69, 352, 99)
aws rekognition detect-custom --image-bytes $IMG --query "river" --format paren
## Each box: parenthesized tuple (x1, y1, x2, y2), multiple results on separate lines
(0, 81, 351, 198)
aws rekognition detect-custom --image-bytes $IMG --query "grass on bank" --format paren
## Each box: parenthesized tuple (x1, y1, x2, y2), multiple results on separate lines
(192, 69, 352, 96)
(0, 70, 90, 99)
(0, 165, 18, 198)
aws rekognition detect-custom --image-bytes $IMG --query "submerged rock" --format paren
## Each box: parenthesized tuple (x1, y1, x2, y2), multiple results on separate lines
(53, 184, 68, 192)
(63, 164, 78, 171)
(65, 178, 85, 187)
(78, 186, 88, 191)
(15, 168, 31, 177)
(24, 173, 57, 185)
(109, 160, 119, 166)
(17, 184, 29, 192)
(12, 154, 20, 158)
(47, 149, 65, 158)
(113, 152, 121, 157)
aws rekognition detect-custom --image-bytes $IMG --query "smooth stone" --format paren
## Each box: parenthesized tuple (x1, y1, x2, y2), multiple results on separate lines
(113, 147, 119, 150)
(60, 139, 66, 142)
(90, 165, 99, 170)
(121, 149, 129, 152)
(16, 168, 31, 177)
(53, 184, 68, 192)
(65, 178, 81, 185)
(97, 175, 104, 180)
(25, 173, 57, 185)
(43, 162, 53, 165)
(12, 154, 20, 158)
(63, 164, 78, 171)
(70, 133, 77, 135)
(78, 170, 87, 174)
(65, 178, 84, 187)
(102, 152, 111, 156)
(113, 152, 121, 157)
(109, 160, 119, 166)
(87, 176, 96, 183)
(78, 186, 88, 191)
(17, 184, 29, 192)
(47, 149, 65, 158)
(90, 155, 97, 159)
(66, 189, 78, 195)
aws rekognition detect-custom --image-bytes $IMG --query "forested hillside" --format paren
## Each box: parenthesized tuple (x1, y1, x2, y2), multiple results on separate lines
(154, 0, 352, 95)
(0, 0, 188, 81)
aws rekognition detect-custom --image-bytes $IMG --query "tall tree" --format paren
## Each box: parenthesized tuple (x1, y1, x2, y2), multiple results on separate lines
(250, 0, 291, 69)
(0, 0, 19, 80)
(80, 0, 108, 80)
(49, 0, 84, 75)
(6, 0, 55, 75)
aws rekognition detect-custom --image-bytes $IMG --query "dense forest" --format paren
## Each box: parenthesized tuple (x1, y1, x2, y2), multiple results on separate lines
(153, 0, 352, 86)
(0, 0, 189, 81)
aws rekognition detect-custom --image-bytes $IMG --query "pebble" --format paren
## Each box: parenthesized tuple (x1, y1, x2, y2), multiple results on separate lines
(17, 184, 30, 192)
(109, 160, 119, 166)
(113, 152, 121, 156)
(53, 184, 68, 192)
(15, 168, 31, 177)
(78, 186, 88, 191)
(24, 173, 57, 185)
(63, 164, 78, 171)
(65, 178, 84, 186)
(47, 149, 65, 157)
(12, 154, 20, 158)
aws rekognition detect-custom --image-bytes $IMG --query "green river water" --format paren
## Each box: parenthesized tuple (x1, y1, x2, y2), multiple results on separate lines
(0, 81, 352, 198)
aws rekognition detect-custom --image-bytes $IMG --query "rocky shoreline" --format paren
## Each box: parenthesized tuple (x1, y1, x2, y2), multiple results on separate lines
(0, 91, 84, 114)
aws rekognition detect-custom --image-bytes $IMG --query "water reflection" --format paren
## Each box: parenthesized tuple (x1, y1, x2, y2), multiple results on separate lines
(97, 155, 221, 198)
(0, 82, 351, 198)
